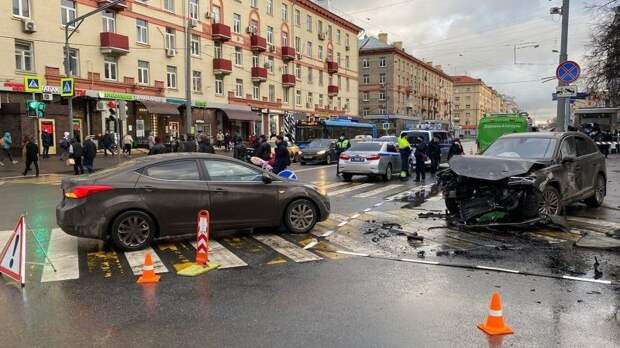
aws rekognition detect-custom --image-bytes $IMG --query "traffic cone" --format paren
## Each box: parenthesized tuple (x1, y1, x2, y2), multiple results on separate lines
(137, 252, 160, 284)
(478, 292, 513, 335)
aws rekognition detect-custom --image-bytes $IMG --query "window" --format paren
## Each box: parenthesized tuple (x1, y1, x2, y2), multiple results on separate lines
(379, 73, 386, 84)
(165, 28, 176, 50)
(336, 29, 341, 44)
(65, 48, 79, 76)
(379, 108, 386, 115)
(576, 136, 598, 156)
(296, 90, 302, 105)
(137, 60, 149, 85)
(12, 0, 30, 17)
(252, 54, 259, 68)
(163, 0, 175, 12)
(281, 31, 289, 47)
(250, 0, 257, 8)
(318, 46, 323, 60)
(61, 0, 76, 27)
(306, 41, 312, 57)
(204, 161, 262, 182)
(307, 92, 313, 107)
(269, 85, 275, 102)
(379, 57, 386, 67)
(192, 71, 202, 93)
(337, 52, 341, 65)
(363, 108, 369, 116)
(235, 79, 244, 97)
(295, 37, 301, 51)
(166, 66, 177, 89)
(317, 20, 323, 35)
(233, 14, 241, 34)
(295, 9, 301, 26)
(327, 25, 332, 40)
(15, 40, 33, 72)
(307, 67, 313, 84)
(346, 78, 350, 92)
(189, 0, 198, 20)
(146, 160, 199, 181)
(306, 15, 312, 32)
(295, 64, 301, 80)
(215, 77, 223, 95)
(363, 92, 369, 101)
(319, 71, 324, 86)
(136, 19, 148, 44)
(234, 47, 243, 66)
(191, 35, 200, 56)
(345, 56, 350, 69)
(363, 74, 369, 84)
(214, 42, 222, 59)
(103, 56, 117, 80)
(212, 5, 221, 23)
(346, 34, 350, 47)
(102, 10, 116, 33)
(283, 88, 289, 104)
(267, 56, 274, 73)
(319, 94, 324, 107)
(266, 0, 273, 15)
(281, 4, 288, 21)
(338, 75, 341, 87)
(379, 92, 386, 100)
(253, 84, 260, 100)
(266, 26, 274, 45)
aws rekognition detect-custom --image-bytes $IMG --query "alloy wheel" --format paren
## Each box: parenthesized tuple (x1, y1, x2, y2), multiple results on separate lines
(595, 176, 606, 204)
(539, 188, 560, 216)
(289, 202, 315, 231)
(117, 215, 151, 248)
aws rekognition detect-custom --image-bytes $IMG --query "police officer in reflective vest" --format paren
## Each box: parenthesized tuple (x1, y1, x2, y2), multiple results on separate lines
(336, 133, 350, 176)
(398, 132, 411, 180)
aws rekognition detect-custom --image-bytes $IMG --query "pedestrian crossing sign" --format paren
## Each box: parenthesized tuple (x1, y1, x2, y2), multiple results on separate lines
(24, 76, 43, 93)
(60, 78, 74, 97)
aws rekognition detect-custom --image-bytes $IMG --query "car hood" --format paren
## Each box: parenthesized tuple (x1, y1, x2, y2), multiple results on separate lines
(448, 155, 547, 181)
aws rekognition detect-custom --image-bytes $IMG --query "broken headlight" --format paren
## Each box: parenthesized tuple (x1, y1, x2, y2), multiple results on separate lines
(507, 176, 536, 186)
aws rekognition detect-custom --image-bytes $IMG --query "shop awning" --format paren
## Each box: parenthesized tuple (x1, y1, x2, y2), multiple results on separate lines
(210, 103, 259, 121)
(139, 100, 180, 115)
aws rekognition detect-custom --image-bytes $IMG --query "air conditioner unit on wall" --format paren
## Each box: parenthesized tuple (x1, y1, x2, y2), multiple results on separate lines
(190, 19, 198, 28)
(269, 45, 276, 52)
(96, 101, 107, 111)
(246, 26, 256, 34)
(22, 19, 36, 33)
(42, 93, 53, 101)
(205, 12, 212, 20)
(166, 48, 176, 57)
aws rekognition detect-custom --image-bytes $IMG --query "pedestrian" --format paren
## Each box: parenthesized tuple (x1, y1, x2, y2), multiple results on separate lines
(122, 133, 134, 156)
(335, 133, 351, 175)
(41, 130, 52, 159)
(254, 135, 271, 161)
(183, 134, 197, 152)
(428, 136, 441, 176)
(83, 135, 97, 174)
(249, 133, 257, 148)
(414, 137, 428, 182)
(198, 134, 215, 154)
(0, 131, 18, 166)
(22, 136, 39, 177)
(397, 132, 412, 180)
(447, 138, 464, 161)
(149, 137, 167, 155)
(272, 135, 291, 174)
(69, 138, 84, 175)
(57, 131, 70, 161)
(102, 130, 114, 156)
(216, 130, 224, 149)
(147, 134, 155, 150)
(224, 131, 231, 151)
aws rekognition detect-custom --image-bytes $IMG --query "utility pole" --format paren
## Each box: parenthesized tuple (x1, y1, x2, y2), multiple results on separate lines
(184, 0, 193, 136)
(554, 0, 570, 131)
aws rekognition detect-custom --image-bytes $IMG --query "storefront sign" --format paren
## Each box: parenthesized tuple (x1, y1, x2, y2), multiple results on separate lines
(194, 100, 208, 108)
(166, 98, 208, 108)
(97, 91, 166, 103)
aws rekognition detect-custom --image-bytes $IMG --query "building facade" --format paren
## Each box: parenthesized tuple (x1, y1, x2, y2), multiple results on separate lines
(0, 0, 361, 153)
(358, 33, 453, 134)
(451, 75, 503, 136)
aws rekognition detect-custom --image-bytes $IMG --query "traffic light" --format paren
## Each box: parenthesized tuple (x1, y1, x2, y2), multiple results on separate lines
(26, 100, 46, 117)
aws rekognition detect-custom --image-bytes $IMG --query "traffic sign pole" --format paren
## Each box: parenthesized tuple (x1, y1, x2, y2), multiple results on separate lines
(556, 0, 570, 131)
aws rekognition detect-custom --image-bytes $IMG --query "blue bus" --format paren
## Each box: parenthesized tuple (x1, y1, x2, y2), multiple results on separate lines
(295, 119, 378, 147)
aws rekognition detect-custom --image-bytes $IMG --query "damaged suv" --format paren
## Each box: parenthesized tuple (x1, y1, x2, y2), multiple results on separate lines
(438, 132, 606, 226)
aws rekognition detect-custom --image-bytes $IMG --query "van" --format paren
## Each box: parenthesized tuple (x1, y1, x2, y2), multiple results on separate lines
(477, 114, 529, 152)
(401, 130, 452, 168)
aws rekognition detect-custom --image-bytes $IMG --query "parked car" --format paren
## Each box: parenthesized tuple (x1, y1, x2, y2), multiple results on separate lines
(56, 154, 330, 251)
(299, 139, 338, 165)
(438, 132, 606, 225)
(402, 129, 452, 169)
(269, 141, 301, 163)
(339, 141, 401, 181)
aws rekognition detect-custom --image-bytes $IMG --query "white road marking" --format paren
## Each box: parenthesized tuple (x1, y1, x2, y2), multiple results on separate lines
(329, 183, 375, 197)
(124, 247, 169, 275)
(363, 208, 372, 212)
(353, 184, 403, 198)
(0, 230, 12, 248)
(350, 213, 360, 219)
(41, 229, 80, 282)
(337, 221, 349, 227)
(311, 230, 395, 258)
(294, 165, 337, 173)
(253, 234, 322, 262)
(317, 182, 349, 189)
(190, 240, 248, 269)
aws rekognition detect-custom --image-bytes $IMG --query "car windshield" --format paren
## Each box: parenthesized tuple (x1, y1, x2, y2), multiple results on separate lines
(307, 139, 331, 148)
(350, 142, 382, 151)
(484, 137, 557, 159)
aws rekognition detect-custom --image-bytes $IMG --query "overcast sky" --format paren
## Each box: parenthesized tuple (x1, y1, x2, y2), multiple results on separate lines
(323, 0, 605, 121)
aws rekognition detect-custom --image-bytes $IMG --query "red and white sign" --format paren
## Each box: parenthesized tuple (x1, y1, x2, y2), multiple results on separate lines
(195, 210, 210, 266)
(0, 216, 26, 286)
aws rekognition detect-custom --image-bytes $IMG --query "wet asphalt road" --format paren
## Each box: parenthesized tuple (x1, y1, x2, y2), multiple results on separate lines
(0, 151, 619, 347)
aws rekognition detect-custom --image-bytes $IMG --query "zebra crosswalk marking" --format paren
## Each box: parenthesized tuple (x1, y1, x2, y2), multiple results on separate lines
(190, 240, 248, 269)
(124, 247, 169, 275)
(41, 228, 80, 282)
(254, 234, 322, 262)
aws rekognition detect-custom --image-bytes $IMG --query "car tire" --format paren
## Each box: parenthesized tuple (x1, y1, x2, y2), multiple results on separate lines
(284, 199, 318, 234)
(325, 155, 332, 165)
(383, 164, 393, 181)
(585, 174, 606, 208)
(342, 173, 353, 182)
(445, 196, 459, 215)
(110, 210, 156, 251)
(537, 186, 562, 217)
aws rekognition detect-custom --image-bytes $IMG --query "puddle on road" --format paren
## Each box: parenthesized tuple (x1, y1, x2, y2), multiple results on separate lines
(399, 183, 441, 209)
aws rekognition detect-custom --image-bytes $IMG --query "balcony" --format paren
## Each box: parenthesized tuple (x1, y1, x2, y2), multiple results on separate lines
(281, 47, 296, 61)
(250, 35, 267, 52)
(328, 85, 339, 96)
(251, 67, 268, 82)
(100, 32, 129, 55)
(211, 23, 231, 41)
(327, 61, 338, 74)
(96, 0, 127, 11)
(213, 58, 232, 75)
(282, 74, 296, 87)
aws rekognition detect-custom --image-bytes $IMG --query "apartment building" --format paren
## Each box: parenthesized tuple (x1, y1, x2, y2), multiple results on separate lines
(0, 0, 361, 154)
(358, 33, 453, 133)
(451, 75, 502, 136)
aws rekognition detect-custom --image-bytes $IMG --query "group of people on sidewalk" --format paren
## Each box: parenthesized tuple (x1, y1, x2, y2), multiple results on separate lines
(147, 133, 215, 156)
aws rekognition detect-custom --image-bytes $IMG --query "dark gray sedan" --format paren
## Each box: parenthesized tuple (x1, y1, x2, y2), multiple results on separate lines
(56, 154, 330, 251)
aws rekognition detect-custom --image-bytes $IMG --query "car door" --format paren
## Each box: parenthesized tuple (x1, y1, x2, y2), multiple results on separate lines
(135, 159, 210, 236)
(574, 135, 600, 197)
(385, 143, 401, 171)
(202, 159, 280, 230)
(557, 136, 582, 199)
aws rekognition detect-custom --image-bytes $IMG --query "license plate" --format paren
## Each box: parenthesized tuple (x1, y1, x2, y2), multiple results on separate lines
(351, 157, 365, 162)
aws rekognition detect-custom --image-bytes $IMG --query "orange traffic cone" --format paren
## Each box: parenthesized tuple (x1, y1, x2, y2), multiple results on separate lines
(137, 252, 160, 284)
(478, 292, 513, 335)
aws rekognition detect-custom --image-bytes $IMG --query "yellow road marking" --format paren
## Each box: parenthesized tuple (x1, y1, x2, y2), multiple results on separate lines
(266, 256, 287, 265)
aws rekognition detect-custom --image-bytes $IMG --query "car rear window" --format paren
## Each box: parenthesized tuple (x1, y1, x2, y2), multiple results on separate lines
(350, 143, 382, 151)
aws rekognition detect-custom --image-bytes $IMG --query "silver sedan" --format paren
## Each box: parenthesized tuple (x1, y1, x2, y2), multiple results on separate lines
(338, 142, 402, 181)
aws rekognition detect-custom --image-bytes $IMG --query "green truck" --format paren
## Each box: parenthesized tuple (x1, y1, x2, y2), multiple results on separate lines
(477, 113, 529, 152)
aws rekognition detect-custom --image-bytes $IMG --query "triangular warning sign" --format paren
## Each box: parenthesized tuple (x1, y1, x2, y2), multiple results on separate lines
(0, 216, 26, 285)
(28, 79, 38, 89)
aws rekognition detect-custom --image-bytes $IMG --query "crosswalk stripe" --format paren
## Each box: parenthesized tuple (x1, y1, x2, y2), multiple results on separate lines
(190, 240, 248, 269)
(41, 228, 79, 282)
(353, 184, 403, 198)
(124, 247, 169, 275)
(329, 183, 375, 197)
(253, 234, 322, 262)
(317, 182, 349, 189)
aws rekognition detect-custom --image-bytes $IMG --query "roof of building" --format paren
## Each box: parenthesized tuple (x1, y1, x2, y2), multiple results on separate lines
(297, 0, 364, 33)
(359, 36, 393, 50)
(451, 75, 483, 84)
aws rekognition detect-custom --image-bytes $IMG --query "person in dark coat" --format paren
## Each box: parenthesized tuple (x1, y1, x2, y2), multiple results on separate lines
(182, 134, 197, 152)
(70, 138, 84, 175)
(83, 136, 97, 174)
(272, 135, 290, 174)
(198, 134, 215, 154)
(102, 131, 114, 156)
(41, 130, 52, 158)
(224, 132, 231, 151)
(428, 136, 441, 176)
(447, 138, 464, 161)
(22, 136, 39, 177)
(414, 137, 428, 182)
(149, 137, 167, 155)
(254, 135, 271, 161)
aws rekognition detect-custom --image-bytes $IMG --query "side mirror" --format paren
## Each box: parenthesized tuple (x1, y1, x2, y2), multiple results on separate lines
(262, 173, 273, 184)
(562, 155, 576, 164)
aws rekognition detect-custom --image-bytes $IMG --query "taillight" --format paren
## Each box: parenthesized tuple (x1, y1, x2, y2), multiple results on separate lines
(340, 153, 350, 160)
(65, 185, 113, 199)
(366, 154, 380, 161)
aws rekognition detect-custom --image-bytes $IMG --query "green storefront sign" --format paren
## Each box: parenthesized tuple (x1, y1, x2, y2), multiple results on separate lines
(166, 98, 208, 108)
(98, 91, 135, 101)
